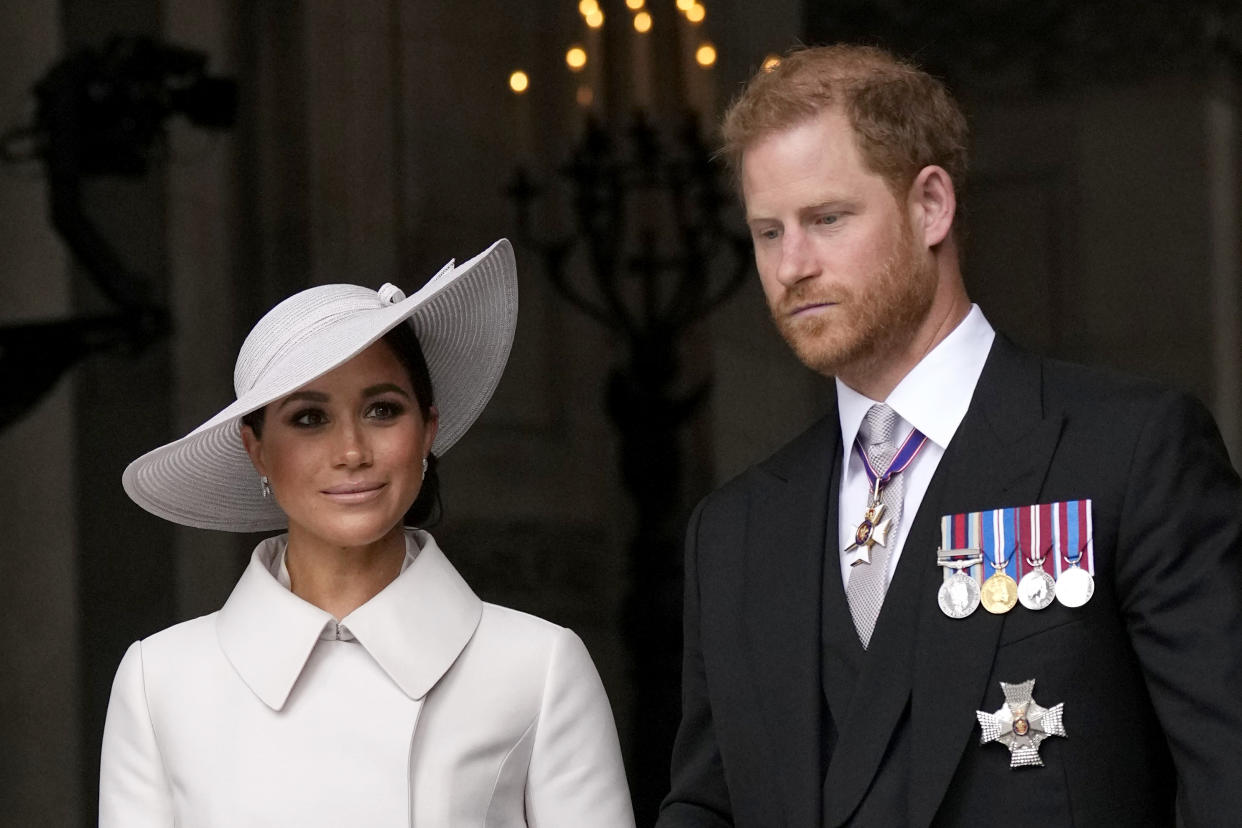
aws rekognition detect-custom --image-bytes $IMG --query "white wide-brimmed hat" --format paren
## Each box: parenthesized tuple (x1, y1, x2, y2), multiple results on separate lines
(123, 238, 517, 532)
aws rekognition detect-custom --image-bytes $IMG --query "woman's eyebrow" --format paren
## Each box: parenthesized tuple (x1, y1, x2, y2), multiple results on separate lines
(362, 382, 411, 399)
(275, 390, 329, 410)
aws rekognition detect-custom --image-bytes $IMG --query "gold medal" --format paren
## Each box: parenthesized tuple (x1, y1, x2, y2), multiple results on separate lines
(980, 572, 1018, 614)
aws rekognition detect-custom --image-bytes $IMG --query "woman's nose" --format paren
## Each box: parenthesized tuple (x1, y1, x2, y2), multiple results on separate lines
(335, 423, 371, 468)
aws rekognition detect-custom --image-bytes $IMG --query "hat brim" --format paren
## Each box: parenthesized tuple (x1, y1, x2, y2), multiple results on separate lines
(122, 238, 517, 532)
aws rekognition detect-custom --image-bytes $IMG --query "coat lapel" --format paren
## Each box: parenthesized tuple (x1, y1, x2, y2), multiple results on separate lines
(744, 412, 840, 828)
(906, 337, 1065, 828)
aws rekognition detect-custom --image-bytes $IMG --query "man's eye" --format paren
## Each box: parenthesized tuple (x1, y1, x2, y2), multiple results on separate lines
(816, 214, 838, 225)
(754, 227, 779, 241)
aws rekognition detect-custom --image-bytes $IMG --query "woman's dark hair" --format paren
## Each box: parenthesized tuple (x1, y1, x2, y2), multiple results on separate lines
(241, 321, 442, 527)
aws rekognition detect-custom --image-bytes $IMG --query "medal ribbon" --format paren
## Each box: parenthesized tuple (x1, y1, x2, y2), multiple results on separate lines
(1064, 499, 1092, 573)
(985, 508, 1016, 579)
(853, 426, 929, 494)
(1002, 506, 1018, 580)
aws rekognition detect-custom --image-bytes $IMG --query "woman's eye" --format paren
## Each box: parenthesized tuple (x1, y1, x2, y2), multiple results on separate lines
(367, 401, 405, 420)
(290, 408, 327, 428)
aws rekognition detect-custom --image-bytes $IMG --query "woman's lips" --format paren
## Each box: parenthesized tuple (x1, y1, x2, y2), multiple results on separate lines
(321, 482, 385, 504)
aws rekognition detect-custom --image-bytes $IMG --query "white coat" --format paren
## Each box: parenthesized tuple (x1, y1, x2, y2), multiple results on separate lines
(99, 530, 635, 827)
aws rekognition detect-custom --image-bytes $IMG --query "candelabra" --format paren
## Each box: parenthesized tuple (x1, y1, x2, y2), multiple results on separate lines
(510, 108, 750, 820)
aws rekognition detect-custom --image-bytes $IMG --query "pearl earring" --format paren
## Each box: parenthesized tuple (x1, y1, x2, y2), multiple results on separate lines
(260, 475, 271, 498)
(421, 457, 428, 480)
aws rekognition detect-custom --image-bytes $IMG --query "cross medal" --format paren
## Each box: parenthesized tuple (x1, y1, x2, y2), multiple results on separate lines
(845, 478, 893, 567)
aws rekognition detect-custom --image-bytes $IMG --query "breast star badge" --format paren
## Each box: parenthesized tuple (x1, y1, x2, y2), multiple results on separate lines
(976, 679, 1066, 768)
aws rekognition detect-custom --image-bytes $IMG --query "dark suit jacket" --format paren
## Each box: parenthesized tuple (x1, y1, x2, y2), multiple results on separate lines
(657, 337, 1242, 827)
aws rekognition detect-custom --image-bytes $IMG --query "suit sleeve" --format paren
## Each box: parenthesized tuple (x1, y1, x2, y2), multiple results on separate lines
(525, 627, 635, 828)
(657, 500, 734, 828)
(1115, 391, 1242, 827)
(99, 641, 175, 827)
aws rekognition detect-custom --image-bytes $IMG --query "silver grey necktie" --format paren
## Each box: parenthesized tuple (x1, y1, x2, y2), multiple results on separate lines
(846, 403, 904, 648)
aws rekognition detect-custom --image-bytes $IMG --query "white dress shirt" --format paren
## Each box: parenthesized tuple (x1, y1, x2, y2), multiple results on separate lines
(835, 305, 995, 589)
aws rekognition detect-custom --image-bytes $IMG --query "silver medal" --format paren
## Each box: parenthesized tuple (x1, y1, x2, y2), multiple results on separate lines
(1018, 569, 1056, 610)
(1055, 565, 1094, 608)
(938, 571, 981, 618)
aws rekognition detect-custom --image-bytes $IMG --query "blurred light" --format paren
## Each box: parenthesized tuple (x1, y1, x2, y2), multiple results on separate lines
(586, 8, 605, 27)
(761, 55, 781, 72)
(686, 2, 706, 23)
(695, 42, 717, 67)
(578, 0, 599, 16)
(676, 0, 694, 10)
(577, 84, 594, 107)
(508, 70, 530, 94)
(634, 11, 652, 32)
(566, 46, 588, 71)
(626, 0, 645, 8)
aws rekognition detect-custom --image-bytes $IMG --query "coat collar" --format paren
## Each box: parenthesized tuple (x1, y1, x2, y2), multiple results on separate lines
(216, 529, 483, 711)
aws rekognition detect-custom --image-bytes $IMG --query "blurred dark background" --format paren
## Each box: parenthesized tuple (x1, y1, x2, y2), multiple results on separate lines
(2, 1, 1240, 825)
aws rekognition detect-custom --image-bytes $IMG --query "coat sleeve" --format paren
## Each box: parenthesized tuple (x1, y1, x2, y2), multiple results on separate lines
(1115, 390, 1242, 827)
(656, 500, 734, 828)
(99, 641, 175, 827)
(524, 627, 635, 828)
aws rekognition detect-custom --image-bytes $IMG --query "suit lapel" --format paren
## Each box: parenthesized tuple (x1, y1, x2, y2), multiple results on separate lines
(821, 337, 1065, 827)
(744, 411, 840, 828)
(906, 338, 1065, 828)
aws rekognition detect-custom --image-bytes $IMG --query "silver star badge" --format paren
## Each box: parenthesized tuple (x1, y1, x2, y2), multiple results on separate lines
(976, 679, 1066, 768)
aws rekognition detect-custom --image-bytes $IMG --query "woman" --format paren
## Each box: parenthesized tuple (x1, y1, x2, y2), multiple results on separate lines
(100, 239, 635, 827)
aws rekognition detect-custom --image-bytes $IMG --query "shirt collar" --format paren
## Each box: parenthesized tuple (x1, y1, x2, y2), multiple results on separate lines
(836, 304, 995, 451)
(217, 529, 483, 711)
(269, 543, 418, 642)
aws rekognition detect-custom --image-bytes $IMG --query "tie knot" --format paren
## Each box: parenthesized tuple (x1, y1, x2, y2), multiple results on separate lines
(860, 404, 899, 448)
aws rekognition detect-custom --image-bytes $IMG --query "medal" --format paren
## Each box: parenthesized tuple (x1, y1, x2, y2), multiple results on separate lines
(844, 490, 891, 567)
(845, 425, 928, 565)
(1018, 517, 1055, 612)
(939, 571, 981, 618)
(936, 547, 982, 619)
(981, 539, 1017, 615)
(976, 679, 1067, 768)
(981, 572, 1018, 613)
(1055, 502, 1095, 607)
(1018, 566, 1055, 610)
(1055, 563, 1094, 607)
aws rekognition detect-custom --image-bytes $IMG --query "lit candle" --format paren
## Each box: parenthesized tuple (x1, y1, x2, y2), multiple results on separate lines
(632, 10, 653, 110)
(509, 69, 533, 163)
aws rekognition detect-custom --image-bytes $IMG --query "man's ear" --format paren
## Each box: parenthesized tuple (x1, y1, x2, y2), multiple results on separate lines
(908, 164, 956, 248)
(240, 423, 266, 477)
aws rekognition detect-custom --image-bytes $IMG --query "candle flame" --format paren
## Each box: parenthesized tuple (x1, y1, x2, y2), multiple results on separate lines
(566, 46, 588, 71)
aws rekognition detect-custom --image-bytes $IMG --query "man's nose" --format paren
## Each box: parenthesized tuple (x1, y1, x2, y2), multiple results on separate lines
(774, 229, 819, 287)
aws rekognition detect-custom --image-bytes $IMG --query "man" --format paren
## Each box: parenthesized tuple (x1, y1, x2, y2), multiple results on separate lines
(657, 44, 1242, 827)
